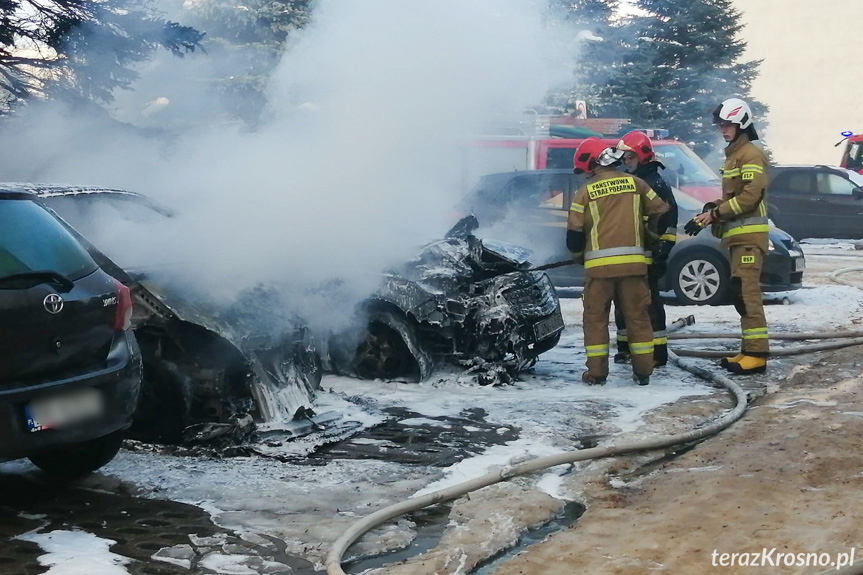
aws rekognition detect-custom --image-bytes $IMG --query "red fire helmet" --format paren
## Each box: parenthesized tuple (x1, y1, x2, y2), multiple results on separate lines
(616, 131, 655, 164)
(573, 137, 607, 174)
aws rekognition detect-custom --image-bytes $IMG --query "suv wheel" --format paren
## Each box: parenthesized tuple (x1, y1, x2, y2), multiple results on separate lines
(28, 430, 124, 479)
(670, 250, 729, 305)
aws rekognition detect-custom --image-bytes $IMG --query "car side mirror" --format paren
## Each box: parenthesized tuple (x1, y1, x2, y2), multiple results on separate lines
(853, 187, 863, 200)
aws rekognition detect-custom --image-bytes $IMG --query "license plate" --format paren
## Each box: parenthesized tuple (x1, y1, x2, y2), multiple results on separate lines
(533, 310, 565, 341)
(25, 387, 104, 433)
(794, 257, 805, 272)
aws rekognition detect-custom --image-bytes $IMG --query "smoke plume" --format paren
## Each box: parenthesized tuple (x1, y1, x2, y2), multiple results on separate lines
(0, 0, 581, 328)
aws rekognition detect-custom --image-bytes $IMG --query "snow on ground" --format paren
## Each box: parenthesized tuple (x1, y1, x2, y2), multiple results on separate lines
(800, 239, 861, 250)
(15, 529, 133, 575)
(667, 283, 863, 333)
(8, 261, 863, 569)
(78, 293, 718, 563)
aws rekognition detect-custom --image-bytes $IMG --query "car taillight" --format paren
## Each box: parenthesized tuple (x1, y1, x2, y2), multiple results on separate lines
(114, 280, 133, 331)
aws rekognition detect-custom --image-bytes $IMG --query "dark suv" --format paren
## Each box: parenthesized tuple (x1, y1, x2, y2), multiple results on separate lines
(461, 170, 804, 305)
(767, 165, 863, 240)
(0, 189, 142, 477)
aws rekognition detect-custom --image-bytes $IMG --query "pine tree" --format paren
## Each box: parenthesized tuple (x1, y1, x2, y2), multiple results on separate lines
(544, 0, 622, 116)
(0, 0, 203, 109)
(601, 0, 766, 157)
(176, 0, 312, 126)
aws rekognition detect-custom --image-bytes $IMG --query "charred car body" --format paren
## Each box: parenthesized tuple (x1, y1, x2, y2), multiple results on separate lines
(328, 216, 564, 385)
(18, 185, 323, 445)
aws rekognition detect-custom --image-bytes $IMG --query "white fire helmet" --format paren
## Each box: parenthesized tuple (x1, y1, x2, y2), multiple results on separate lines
(713, 98, 753, 129)
(596, 146, 624, 167)
(712, 97, 758, 140)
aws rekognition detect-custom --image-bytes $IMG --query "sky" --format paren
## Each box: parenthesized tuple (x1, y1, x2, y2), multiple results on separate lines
(733, 0, 863, 165)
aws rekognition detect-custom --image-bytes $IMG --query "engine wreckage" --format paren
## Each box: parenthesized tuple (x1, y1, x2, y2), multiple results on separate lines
(327, 215, 564, 385)
(33, 188, 563, 445)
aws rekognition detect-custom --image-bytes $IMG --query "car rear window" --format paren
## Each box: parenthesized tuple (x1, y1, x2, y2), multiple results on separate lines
(0, 199, 98, 280)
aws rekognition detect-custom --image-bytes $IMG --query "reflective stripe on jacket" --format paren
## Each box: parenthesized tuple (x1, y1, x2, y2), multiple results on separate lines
(567, 167, 669, 279)
(712, 135, 770, 251)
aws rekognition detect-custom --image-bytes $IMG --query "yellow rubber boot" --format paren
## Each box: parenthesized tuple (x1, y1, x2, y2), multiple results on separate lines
(720, 353, 745, 370)
(727, 355, 767, 375)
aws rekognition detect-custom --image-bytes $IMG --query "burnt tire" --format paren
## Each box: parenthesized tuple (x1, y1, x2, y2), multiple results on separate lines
(128, 352, 189, 444)
(352, 310, 431, 381)
(670, 249, 730, 306)
(355, 319, 419, 381)
(28, 430, 124, 479)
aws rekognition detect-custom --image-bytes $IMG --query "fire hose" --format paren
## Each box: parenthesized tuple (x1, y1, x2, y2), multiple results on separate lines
(325, 316, 747, 574)
(829, 266, 863, 289)
(325, 316, 863, 575)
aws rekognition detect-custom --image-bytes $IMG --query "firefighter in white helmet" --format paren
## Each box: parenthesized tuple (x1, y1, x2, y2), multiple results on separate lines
(685, 98, 769, 375)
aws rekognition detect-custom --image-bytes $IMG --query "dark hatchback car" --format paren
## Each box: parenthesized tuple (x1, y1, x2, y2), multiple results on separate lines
(766, 165, 863, 240)
(0, 189, 142, 477)
(461, 170, 804, 305)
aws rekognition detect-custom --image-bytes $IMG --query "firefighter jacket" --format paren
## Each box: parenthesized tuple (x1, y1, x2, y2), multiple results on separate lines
(632, 160, 678, 251)
(710, 134, 770, 252)
(567, 167, 669, 279)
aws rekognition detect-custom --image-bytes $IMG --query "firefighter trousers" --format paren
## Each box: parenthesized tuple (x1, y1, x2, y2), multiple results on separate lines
(614, 263, 667, 366)
(729, 244, 769, 356)
(584, 275, 654, 379)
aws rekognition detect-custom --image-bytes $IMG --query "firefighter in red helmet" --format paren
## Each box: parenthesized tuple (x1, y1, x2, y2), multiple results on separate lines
(612, 131, 678, 367)
(567, 138, 669, 385)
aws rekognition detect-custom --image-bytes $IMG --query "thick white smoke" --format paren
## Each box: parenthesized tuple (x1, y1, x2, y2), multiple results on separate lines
(0, 0, 580, 328)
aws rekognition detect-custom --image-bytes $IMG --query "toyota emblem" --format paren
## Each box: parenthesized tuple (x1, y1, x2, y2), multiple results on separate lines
(43, 293, 64, 314)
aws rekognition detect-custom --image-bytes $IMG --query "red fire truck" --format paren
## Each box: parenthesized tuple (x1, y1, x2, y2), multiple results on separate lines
(463, 116, 722, 202)
(839, 133, 863, 174)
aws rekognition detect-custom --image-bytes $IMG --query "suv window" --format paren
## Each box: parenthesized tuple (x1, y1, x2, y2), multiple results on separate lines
(816, 172, 856, 196)
(500, 175, 574, 210)
(771, 170, 812, 194)
(653, 144, 721, 187)
(0, 200, 98, 280)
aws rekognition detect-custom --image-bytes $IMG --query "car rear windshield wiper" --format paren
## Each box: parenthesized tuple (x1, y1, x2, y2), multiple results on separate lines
(0, 270, 75, 292)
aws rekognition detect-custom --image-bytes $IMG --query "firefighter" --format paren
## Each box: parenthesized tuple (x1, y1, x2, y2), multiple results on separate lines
(686, 98, 769, 375)
(567, 138, 669, 385)
(612, 131, 679, 367)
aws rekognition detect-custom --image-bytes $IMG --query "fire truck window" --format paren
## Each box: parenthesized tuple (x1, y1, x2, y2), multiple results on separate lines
(546, 148, 577, 169)
(847, 144, 862, 170)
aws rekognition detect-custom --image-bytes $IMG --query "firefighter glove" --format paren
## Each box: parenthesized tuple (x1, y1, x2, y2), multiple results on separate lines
(684, 218, 705, 236)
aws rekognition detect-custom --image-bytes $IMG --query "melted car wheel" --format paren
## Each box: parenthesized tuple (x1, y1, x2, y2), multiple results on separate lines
(355, 321, 418, 380)
(352, 309, 433, 381)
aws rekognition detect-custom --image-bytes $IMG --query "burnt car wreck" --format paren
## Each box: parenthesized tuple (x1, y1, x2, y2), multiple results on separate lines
(27, 186, 563, 444)
(327, 216, 564, 385)
(26, 185, 324, 445)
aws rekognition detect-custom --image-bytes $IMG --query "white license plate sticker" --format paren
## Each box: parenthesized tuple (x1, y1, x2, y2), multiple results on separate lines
(25, 387, 104, 432)
(794, 258, 805, 272)
(533, 310, 565, 341)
